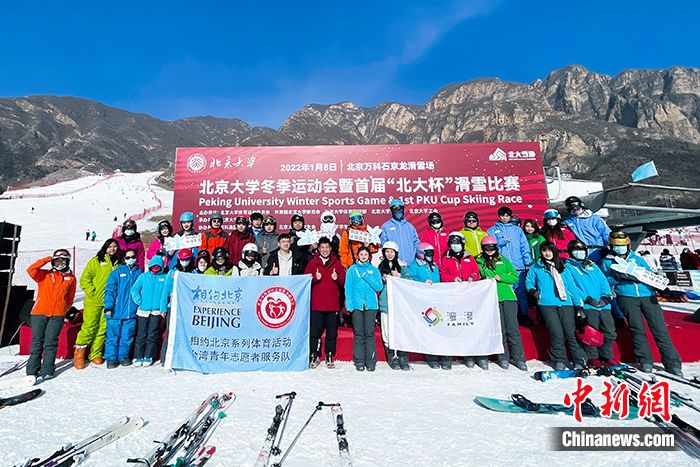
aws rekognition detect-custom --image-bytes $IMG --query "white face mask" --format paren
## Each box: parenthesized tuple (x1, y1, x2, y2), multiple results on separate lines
(180, 260, 191, 267)
(450, 244, 463, 253)
(125, 258, 137, 266)
(546, 219, 558, 227)
(572, 250, 586, 260)
(124, 229, 135, 236)
(613, 245, 628, 255)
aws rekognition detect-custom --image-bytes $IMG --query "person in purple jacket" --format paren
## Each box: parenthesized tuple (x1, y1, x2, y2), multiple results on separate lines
(113, 219, 146, 269)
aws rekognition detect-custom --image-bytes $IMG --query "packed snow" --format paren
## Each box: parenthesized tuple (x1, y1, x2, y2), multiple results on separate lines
(1, 172, 699, 466)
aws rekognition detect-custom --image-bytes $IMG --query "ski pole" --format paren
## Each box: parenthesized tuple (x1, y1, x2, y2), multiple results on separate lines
(274, 402, 325, 467)
(272, 392, 296, 457)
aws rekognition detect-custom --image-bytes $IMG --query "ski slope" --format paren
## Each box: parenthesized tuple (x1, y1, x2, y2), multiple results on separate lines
(0, 350, 698, 466)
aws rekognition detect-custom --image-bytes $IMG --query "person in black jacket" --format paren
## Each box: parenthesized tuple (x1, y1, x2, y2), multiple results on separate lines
(264, 234, 306, 276)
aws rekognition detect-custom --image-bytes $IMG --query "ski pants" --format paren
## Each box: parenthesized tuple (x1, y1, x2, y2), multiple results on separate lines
(104, 318, 136, 362)
(160, 311, 170, 365)
(352, 309, 378, 369)
(310, 310, 338, 356)
(616, 296, 682, 369)
(540, 305, 587, 366)
(135, 314, 163, 360)
(581, 308, 616, 362)
(514, 269, 529, 317)
(27, 315, 64, 378)
(379, 312, 407, 364)
(497, 300, 526, 364)
(75, 304, 107, 360)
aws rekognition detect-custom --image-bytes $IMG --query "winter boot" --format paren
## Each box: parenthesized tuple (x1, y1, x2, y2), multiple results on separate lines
(497, 359, 509, 370)
(666, 367, 684, 377)
(554, 361, 567, 371)
(325, 353, 335, 369)
(120, 358, 132, 367)
(464, 357, 475, 368)
(476, 358, 489, 371)
(309, 353, 320, 369)
(513, 360, 528, 371)
(427, 361, 440, 369)
(604, 358, 621, 367)
(106, 360, 119, 369)
(91, 357, 104, 367)
(440, 360, 452, 371)
(398, 356, 410, 371)
(641, 363, 653, 373)
(355, 364, 365, 372)
(74, 345, 87, 370)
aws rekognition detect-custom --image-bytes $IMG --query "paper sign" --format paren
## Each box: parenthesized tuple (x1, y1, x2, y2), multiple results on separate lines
(165, 234, 202, 251)
(610, 256, 669, 290)
(347, 226, 382, 245)
(295, 230, 322, 246)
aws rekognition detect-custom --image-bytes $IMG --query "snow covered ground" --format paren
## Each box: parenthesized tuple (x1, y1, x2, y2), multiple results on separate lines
(0, 350, 698, 466)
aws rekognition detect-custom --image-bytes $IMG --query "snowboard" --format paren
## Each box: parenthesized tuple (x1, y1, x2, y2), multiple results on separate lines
(475, 395, 639, 419)
(534, 365, 629, 382)
(1, 389, 42, 408)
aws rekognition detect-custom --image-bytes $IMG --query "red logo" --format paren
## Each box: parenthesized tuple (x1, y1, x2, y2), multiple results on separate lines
(256, 287, 296, 329)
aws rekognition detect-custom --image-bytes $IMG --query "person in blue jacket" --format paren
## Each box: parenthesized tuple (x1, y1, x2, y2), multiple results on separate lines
(565, 239, 617, 367)
(345, 246, 384, 372)
(103, 248, 142, 369)
(380, 199, 420, 265)
(409, 243, 451, 370)
(487, 206, 532, 324)
(562, 196, 611, 263)
(525, 241, 587, 371)
(599, 232, 683, 376)
(130, 255, 168, 366)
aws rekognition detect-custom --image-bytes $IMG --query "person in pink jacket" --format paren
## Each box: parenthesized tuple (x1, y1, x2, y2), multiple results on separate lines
(113, 219, 146, 269)
(420, 212, 449, 267)
(541, 209, 578, 260)
(439, 231, 480, 282)
(146, 220, 175, 268)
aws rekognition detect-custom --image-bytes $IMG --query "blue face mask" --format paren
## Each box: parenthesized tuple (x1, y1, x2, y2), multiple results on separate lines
(125, 258, 136, 267)
(124, 229, 135, 236)
(392, 209, 404, 220)
(450, 244, 463, 253)
(572, 250, 586, 260)
(613, 245, 628, 255)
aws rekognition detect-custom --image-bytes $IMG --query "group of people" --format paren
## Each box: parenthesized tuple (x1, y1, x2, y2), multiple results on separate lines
(25, 195, 685, 381)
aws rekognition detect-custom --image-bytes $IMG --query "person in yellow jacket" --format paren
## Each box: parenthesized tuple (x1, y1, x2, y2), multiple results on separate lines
(460, 211, 488, 257)
(75, 239, 120, 368)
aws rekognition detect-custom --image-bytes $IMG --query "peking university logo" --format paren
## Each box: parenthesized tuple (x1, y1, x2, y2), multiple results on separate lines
(256, 287, 296, 329)
(186, 153, 207, 173)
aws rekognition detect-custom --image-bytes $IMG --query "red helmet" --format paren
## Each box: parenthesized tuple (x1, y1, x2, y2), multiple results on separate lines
(481, 236, 498, 246)
(576, 325, 604, 347)
(177, 248, 193, 260)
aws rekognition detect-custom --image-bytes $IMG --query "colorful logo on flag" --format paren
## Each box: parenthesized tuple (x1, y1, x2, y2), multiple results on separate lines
(256, 287, 296, 329)
(422, 307, 442, 326)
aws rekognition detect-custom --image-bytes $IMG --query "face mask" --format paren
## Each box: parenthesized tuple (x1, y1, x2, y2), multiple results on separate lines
(424, 252, 435, 261)
(125, 258, 137, 266)
(613, 245, 628, 255)
(450, 244, 463, 253)
(546, 219, 558, 227)
(53, 265, 69, 272)
(180, 260, 191, 267)
(124, 229, 135, 236)
(150, 266, 162, 274)
(430, 221, 442, 229)
(392, 210, 404, 220)
(572, 250, 586, 260)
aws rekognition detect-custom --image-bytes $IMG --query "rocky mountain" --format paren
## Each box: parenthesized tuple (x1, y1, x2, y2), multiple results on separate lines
(1, 65, 698, 205)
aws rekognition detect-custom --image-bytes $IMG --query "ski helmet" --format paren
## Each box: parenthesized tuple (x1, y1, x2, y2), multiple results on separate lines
(567, 239, 588, 257)
(609, 231, 631, 247)
(196, 249, 211, 264)
(348, 210, 363, 225)
(321, 211, 336, 224)
(463, 211, 479, 225)
(511, 215, 521, 227)
(157, 220, 173, 235)
(51, 249, 71, 270)
(210, 212, 223, 224)
(427, 212, 443, 227)
(389, 199, 405, 209)
(177, 248, 193, 261)
(242, 243, 258, 258)
(180, 212, 195, 223)
(123, 219, 137, 230)
(212, 246, 228, 262)
(565, 196, 585, 212)
(576, 325, 604, 347)
(448, 231, 465, 244)
(235, 214, 249, 225)
(481, 236, 498, 246)
(291, 214, 304, 225)
(416, 242, 434, 260)
(543, 209, 560, 220)
(382, 241, 399, 254)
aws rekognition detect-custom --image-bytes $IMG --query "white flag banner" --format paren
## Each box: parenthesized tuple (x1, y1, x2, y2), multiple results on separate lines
(387, 277, 503, 356)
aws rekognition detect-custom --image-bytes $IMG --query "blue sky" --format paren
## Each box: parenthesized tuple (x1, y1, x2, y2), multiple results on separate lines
(1, 1, 698, 127)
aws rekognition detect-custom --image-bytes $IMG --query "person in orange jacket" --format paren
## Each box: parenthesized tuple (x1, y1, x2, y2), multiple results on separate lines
(338, 210, 379, 269)
(26, 250, 77, 381)
(200, 211, 228, 255)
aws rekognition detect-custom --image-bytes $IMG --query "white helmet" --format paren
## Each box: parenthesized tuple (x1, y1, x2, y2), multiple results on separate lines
(382, 241, 400, 253)
(242, 243, 258, 258)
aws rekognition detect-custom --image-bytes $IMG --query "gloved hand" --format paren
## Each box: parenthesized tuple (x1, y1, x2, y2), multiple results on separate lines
(599, 296, 612, 305)
(527, 289, 540, 306)
(585, 296, 608, 308)
(574, 307, 587, 332)
(617, 272, 637, 282)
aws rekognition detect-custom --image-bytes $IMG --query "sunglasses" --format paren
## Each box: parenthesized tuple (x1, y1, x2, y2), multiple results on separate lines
(211, 219, 222, 223)
(124, 255, 136, 259)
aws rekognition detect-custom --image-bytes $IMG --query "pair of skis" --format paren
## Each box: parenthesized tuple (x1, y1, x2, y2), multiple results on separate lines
(16, 416, 144, 466)
(255, 393, 351, 466)
(127, 392, 235, 467)
(0, 374, 42, 409)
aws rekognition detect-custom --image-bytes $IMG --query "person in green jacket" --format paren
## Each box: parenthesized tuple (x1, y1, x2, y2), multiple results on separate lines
(204, 246, 234, 276)
(75, 239, 120, 368)
(377, 241, 413, 371)
(476, 236, 527, 371)
(460, 211, 488, 257)
(523, 219, 546, 262)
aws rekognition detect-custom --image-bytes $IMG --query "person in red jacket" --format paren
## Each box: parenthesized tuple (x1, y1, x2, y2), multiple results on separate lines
(200, 211, 229, 255)
(420, 212, 449, 267)
(224, 214, 255, 263)
(541, 209, 578, 259)
(304, 237, 346, 368)
(439, 232, 480, 282)
(26, 250, 77, 381)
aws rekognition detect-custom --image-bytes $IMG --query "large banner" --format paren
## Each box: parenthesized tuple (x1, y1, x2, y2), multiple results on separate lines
(387, 277, 503, 356)
(173, 143, 548, 233)
(165, 273, 311, 373)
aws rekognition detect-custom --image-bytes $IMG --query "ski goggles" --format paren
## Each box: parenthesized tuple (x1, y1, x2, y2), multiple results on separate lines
(482, 245, 497, 252)
(263, 217, 276, 225)
(349, 215, 363, 224)
(322, 215, 335, 223)
(568, 201, 584, 211)
(235, 217, 249, 225)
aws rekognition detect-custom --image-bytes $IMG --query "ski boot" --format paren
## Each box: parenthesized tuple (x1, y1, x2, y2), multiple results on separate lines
(641, 363, 653, 373)
(440, 360, 452, 371)
(427, 361, 440, 369)
(554, 361, 567, 371)
(666, 367, 684, 377)
(588, 359, 602, 368)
